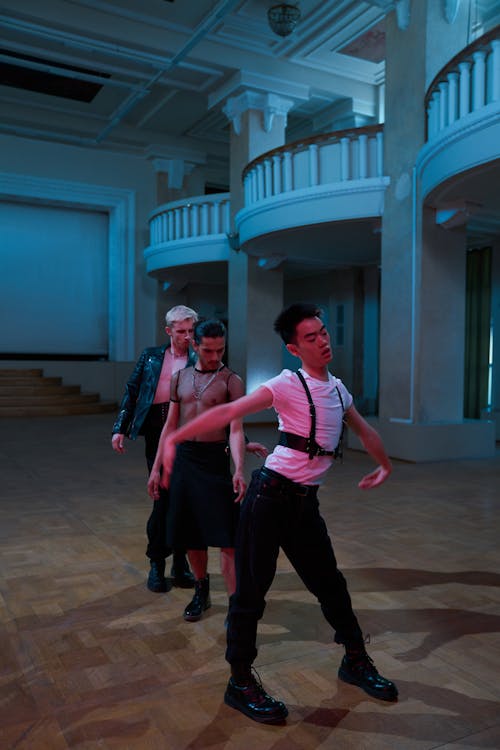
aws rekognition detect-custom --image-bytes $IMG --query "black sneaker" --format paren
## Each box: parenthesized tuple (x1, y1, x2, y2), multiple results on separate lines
(338, 653, 398, 701)
(224, 673, 288, 724)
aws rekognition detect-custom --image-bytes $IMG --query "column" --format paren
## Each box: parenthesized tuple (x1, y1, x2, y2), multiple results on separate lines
(222, 91, 293, 387)
(377, 0, 494, 460)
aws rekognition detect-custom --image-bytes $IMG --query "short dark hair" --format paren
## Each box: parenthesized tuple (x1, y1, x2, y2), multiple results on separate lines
(193, 318, 226, 344)
(274, 303, 322, 344)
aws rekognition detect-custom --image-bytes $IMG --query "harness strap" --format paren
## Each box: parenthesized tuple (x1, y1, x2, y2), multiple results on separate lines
(278, 370, 345, 461)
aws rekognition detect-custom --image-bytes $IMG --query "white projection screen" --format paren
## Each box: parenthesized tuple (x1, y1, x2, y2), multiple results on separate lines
(1, 201, 109, 356)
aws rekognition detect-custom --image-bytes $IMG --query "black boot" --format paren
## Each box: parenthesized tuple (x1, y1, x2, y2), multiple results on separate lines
(338, 643, 398, 702)
(183, 575, 211, 621)
(170, 551, 195, 589)
(147, 560, 171, 593)
(224, 666, 288, 724)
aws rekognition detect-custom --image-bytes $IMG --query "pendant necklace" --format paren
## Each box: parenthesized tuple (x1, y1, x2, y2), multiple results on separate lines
(192, 364, 224, 400)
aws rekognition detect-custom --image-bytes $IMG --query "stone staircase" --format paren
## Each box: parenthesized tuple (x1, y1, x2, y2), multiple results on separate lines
(0, 368, 117, 417)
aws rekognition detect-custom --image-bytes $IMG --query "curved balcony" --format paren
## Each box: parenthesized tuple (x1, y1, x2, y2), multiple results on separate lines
(418, 27, 500, 201)
(237, 124, 388, 247)
(144, 193, 231, 275)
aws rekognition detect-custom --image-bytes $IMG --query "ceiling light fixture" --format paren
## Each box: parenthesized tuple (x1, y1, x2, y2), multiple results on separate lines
(267, 3, 301, 37)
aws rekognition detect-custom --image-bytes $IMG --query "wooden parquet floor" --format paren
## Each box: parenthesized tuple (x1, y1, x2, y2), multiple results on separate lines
(0, 415, 499, 750)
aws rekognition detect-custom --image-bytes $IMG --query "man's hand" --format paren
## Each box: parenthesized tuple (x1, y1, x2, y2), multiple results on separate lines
(358, 464, 392, 489)
(147, 469, 162, 500)
(246, 441, 269, 458)
(111, 433, 126, 454)
(232, 471, 247, 503)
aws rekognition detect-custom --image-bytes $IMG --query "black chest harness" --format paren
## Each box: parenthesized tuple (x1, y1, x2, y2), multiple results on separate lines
(278, 370, 345, 461)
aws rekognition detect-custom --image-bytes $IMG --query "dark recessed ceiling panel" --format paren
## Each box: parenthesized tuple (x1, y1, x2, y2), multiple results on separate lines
(0, 50, 110, 102)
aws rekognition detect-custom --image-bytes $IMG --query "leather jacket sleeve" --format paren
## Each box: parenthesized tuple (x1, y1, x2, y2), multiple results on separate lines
(111, 350, 148, 436)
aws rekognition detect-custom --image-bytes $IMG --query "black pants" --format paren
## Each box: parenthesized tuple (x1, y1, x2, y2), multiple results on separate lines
(143, 404, 176, 563)
(226, 467, 363, 667)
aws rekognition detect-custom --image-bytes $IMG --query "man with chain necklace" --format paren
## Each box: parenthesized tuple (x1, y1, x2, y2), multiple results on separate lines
(148, 318, 247, 622)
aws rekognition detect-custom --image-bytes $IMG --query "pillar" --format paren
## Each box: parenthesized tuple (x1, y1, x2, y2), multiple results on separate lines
(376, 0, 495, 459)
(223, 92, 293, 390)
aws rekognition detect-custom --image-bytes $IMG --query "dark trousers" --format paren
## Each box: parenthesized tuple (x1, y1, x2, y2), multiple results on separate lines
(143, 404, 187, 566)
(226, 467, 363, 667)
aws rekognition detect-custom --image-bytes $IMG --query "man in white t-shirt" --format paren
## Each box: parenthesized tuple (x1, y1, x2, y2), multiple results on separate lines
(156, 302, 398, 724)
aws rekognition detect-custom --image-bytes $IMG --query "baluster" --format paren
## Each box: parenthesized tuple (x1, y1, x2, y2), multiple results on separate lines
(272, 155, 282, 195)
(489, 40, 500, 102)
(431, 92, 440, 137)
(439, 81, 449, 129)
(447, 72, 459, 125)
(358, 134, 368, 179)
(459, 60, 471, 117)
(340, 137, 350, 180)
(244, 174, 251, 206)
(191, 204, 199, 237)
(167, 211, 174, 242)
(426, 97, 433, 139)
(256, 164, 265, 201)
(174, 209, 181, 240)
(283, 151, 292, 191)
(200, 203, 209, 235)
(212, 201, 220, 234)
(376, 131, 383, 176)
(252, 173, 258, 204)
(222, 200, 230, 233)
(472, 49, 487, 110)
(264, 159, 273, 197)
(182, 206, 189, 238)
(308, 144, 319, 186)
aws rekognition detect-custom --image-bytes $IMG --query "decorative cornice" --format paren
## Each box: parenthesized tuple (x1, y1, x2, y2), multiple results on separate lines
(223, 91, 294, 135)
(151, 158, 197, 188)
(209, 69, 309, 110)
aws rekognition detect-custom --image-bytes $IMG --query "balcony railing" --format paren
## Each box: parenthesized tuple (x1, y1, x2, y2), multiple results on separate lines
(425, 26, 500, 140)
(242, 124, 384, 207)
(148, 193, 231, 245)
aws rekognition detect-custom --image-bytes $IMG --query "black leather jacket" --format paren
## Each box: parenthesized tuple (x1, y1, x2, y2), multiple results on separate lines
(112, 345, 195, 439)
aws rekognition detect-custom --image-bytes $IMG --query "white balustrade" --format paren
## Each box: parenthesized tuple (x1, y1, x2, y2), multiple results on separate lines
(426, 30, 499, 142)
(148, 193, 231, 248)
(241, 125, 385, 207)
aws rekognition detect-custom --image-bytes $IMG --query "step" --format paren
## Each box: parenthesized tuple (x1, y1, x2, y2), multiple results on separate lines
(0, 375, 63, 387)
(0, 384, 81, 396)
(0, 401, 118, 417)
(0, 392, 100, 406)
(0, 368, 43, 378)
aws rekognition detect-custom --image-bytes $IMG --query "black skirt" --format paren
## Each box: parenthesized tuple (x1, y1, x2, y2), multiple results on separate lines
(167, 441, 240, 549)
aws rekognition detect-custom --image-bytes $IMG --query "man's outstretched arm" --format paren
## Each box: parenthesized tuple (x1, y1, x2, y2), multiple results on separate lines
(344, 405, 392, 489)
(159, 386, 273, 481)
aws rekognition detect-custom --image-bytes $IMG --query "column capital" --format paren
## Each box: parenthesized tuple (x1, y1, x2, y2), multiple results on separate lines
(443, 0, 461, 25)
(395, 0, 411, 30)
(223, 91, 294, 135)
(149, 158, 197, 189)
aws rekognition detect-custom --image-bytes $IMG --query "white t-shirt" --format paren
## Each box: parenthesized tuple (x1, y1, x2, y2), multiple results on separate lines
(263, 368, 353, 486)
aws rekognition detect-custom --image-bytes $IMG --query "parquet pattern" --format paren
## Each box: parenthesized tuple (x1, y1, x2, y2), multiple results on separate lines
(0, 415, 499, 749)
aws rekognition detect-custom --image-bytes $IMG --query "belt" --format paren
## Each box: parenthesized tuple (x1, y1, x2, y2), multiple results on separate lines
(278, 431, 334, 457)
(259, 466, 319, 498)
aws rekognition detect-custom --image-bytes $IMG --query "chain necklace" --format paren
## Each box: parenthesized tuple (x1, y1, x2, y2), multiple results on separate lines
(192, 364, 224, 400)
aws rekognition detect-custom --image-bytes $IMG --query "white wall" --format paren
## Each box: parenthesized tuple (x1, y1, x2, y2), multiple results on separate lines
(1, 202, 109, 355)
(0, 133, 158, 359)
